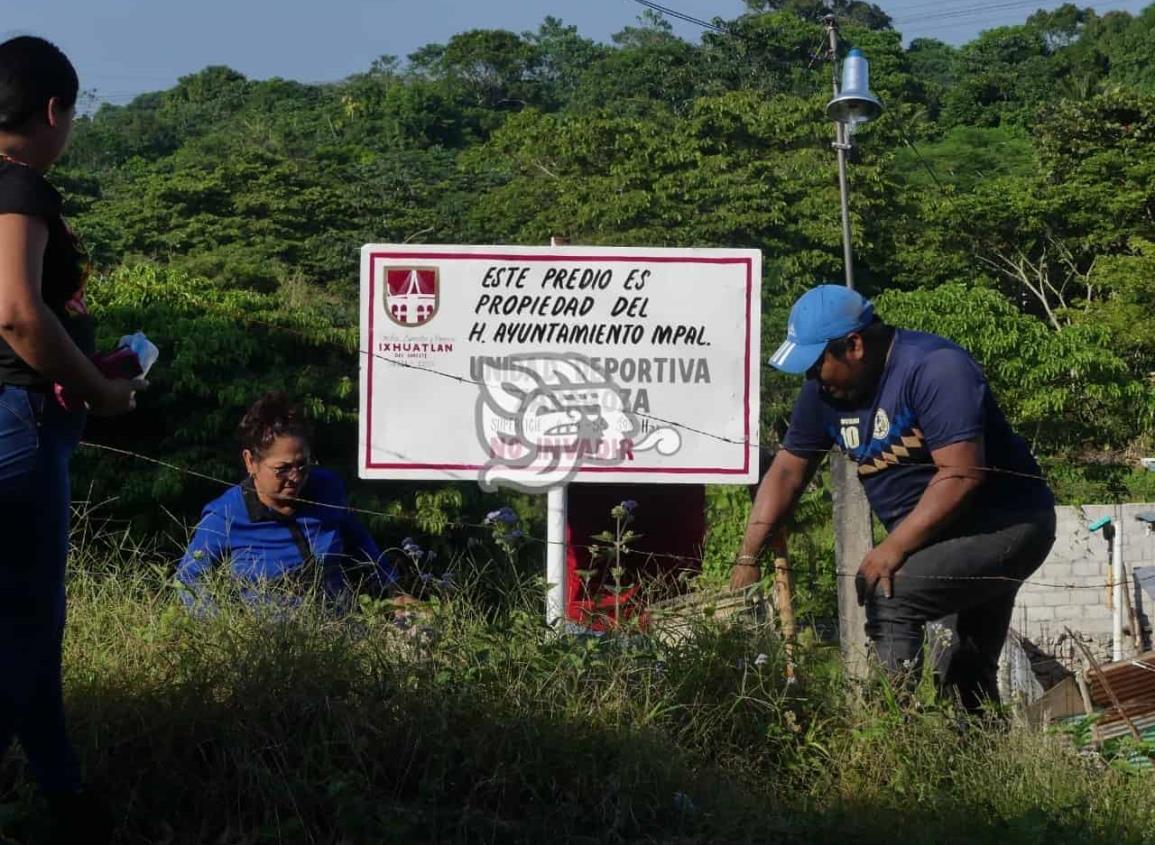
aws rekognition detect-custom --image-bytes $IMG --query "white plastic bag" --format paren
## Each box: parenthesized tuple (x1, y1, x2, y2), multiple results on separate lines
(117, 331, 159, 377)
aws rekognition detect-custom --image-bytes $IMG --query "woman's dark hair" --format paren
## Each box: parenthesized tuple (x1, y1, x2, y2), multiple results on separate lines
(0, 36, 79, 132)
(237, 392, 312, 457)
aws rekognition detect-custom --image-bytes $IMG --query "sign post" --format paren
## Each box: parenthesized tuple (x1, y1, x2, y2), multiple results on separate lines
(359, 244, 762, 624)
(546, 485, 567, 626)
(547, 236, 569, 628)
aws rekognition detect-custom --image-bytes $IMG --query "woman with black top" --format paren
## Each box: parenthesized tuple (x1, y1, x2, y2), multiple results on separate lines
(0, 37, 146, 843)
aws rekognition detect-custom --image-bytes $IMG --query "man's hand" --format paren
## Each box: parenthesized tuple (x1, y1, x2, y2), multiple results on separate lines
(855, 543, 906, 605)
(728, 559, 761, 591)
(730, 450, 819, 595)
(89, 377, 148, 417)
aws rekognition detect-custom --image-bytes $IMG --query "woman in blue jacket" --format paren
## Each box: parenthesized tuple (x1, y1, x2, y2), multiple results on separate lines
(177, 393, 399, 611)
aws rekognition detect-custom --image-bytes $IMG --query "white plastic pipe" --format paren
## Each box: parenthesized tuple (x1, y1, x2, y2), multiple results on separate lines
(1108, 512, 1127, 664)
(1113, 507, 1124, 662)
(546, 485, 568, 627)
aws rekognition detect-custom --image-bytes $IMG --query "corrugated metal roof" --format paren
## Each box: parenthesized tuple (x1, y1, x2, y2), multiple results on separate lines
(1085, 652, 1155, 710)
(1084, 652, 1155, 747)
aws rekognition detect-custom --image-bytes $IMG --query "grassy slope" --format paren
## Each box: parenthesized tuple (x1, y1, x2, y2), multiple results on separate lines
(0, 531, 1151, 845)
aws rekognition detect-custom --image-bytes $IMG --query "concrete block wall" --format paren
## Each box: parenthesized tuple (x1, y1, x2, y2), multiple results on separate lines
(1011, 504, 1155, 670)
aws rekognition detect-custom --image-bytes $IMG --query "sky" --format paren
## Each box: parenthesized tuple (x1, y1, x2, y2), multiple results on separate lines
(3, 0, 1151, 106)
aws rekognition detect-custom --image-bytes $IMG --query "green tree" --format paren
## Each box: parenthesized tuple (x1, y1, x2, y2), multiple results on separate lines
(890, 125, 1035, 192)
(743, 0, 893, 31)
(876, 284, 1153, 456)
(940, 26, 1055, 128)
(566, 11, 702, 114)
(526, 17, 606, 107)
(46, 5, 1155, 527)
(409, 29, 543, 109)
(904, 38, 957, 119)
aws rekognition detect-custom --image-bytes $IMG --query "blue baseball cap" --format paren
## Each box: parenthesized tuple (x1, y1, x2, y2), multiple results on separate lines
(768, 285, 875, 374)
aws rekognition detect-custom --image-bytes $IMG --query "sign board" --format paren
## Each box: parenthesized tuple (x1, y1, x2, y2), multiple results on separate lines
(359, 245, 761, 491)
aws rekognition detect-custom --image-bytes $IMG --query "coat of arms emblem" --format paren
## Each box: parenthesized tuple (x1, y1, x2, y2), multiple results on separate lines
(384, 268, 439, 327)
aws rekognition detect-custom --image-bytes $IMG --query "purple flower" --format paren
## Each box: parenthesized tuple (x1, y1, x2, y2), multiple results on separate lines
(484, 506, 518, 526)
(621, 499, 638, 514)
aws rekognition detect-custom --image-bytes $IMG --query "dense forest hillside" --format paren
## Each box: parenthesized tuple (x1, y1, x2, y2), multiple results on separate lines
(57, 3, 1155, 551)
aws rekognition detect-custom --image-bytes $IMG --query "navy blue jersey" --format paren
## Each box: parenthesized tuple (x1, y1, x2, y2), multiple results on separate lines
(782, 329, 1053, 530)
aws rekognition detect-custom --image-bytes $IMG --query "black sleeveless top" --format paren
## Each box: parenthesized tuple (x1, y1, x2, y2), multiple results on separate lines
(0, 159, 95, 387)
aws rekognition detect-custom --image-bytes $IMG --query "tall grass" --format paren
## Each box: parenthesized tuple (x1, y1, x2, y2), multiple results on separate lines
(0, 519, 1151, 844)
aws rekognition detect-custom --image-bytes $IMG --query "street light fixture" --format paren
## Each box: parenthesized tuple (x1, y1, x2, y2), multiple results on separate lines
(826, 48, 883, 127)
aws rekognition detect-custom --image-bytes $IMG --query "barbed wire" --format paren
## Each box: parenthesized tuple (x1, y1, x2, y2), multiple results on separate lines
(73, 267, 1152, 598)
(104, 289, 1141, 482)
(80, 436, 1134, 593)
(89, 288, 772, 454)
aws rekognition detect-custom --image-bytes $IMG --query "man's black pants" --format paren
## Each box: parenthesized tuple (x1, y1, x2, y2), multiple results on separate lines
(864, 507, 1057, 711)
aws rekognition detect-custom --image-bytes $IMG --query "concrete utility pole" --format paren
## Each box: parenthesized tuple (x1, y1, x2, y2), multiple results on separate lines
(823, 16, 882, 681)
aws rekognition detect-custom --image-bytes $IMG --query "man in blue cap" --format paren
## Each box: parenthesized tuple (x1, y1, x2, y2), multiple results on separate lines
(731, 285, 1056, 710)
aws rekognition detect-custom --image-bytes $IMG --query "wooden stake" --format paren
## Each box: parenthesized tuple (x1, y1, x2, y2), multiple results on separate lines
(1121, 562, 1143, 653)
(770, 528, 797, 677)
(1067, 627, 1144, 743)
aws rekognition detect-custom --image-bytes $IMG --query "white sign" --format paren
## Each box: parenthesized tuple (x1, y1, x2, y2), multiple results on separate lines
(359, 245, 761, 490)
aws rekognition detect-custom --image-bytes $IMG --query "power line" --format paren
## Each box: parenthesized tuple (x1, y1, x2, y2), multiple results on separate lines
(891, 0, 1134, 25)
(895, 121, 948, 189)
(888, 0, 1050, 19)
(631, 0, 733, 34)
(628, 0, 1146, 42)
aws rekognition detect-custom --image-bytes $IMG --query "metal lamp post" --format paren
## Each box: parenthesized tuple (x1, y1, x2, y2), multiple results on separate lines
(824, 19, 883, 291)
(822, 16, 885, 680)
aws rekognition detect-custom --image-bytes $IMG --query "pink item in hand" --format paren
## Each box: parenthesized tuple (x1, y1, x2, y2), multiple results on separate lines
(54, 347, 143, 411)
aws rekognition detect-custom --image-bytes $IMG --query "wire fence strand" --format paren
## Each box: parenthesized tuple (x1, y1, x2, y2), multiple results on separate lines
(79, 438, 1126, 593)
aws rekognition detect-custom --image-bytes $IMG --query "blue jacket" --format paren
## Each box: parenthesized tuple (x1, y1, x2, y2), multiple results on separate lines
(176, 468, 397, 610)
